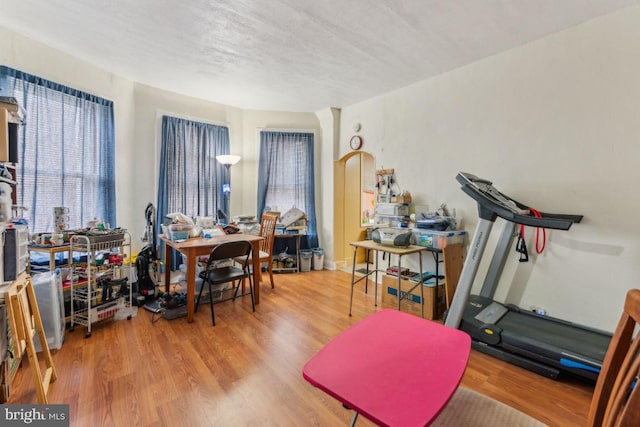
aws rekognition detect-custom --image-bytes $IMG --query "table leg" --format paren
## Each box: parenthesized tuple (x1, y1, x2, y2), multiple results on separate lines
(296, 235, 301, 273)
(164, 242, 172, 293)
(251, 240, 261, 304)
(397, 256, 402, 311)
(374, 250, 379, 306)
(350, 412, 359, 427)
(349, 245, 358, 316)
(364, 250, 369, 294)
(433, 252, 439, 320)
(186, 251, 196, 323)
(419, 252, 424, 319)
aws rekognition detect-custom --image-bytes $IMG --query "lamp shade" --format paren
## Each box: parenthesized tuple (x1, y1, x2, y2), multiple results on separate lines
(216, 154, 241, 166)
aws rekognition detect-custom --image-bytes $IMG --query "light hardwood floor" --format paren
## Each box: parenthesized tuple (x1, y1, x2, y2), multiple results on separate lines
(9, 270, 593, 426)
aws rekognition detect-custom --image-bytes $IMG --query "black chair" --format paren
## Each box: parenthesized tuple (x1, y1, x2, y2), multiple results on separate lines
(194, 240, 254, 326)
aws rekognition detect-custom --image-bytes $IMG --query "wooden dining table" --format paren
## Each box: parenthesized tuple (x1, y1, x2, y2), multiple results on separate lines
(160, 233, 264, 322)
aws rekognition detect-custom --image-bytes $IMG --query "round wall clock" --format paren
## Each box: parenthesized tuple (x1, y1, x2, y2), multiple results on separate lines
(350, 135, 363, 150)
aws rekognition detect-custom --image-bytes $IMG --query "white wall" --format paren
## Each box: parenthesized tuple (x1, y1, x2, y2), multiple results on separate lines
(338, 7, 640, 331)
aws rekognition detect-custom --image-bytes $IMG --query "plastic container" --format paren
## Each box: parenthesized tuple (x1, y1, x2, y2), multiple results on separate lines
(415, 216, 449, 231)
(178, 263, 205, 284)
(312, 248, 324, 271)
(168, 223, 193, 241)
(375, 203, 410, 216)
(299, 249, 312, 272)
(168, 231, 189, 241)
(169, 224, 194, 232)
(32, 270, 65, 351)
(412, 229, 466, 250)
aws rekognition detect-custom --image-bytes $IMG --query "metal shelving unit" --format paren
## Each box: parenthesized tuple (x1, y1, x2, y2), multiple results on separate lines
(69, 231, 133, 337)
(272, 233, 305, 273)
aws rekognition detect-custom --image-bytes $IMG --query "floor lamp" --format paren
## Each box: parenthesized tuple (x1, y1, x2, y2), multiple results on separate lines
(216, 154, 241, 223)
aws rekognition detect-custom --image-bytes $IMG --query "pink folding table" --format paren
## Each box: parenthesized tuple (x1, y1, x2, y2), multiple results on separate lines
(303, 309, 471, 426)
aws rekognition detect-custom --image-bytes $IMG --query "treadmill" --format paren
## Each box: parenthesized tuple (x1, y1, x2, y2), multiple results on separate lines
(444, 172, 611, 381)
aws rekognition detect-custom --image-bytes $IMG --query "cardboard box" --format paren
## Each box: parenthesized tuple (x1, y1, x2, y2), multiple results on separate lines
(280, 207, 305, 228)
(381, 274, 446, 320)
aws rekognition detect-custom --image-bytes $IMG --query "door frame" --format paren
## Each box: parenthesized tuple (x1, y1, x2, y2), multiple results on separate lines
(333, 150, 375, 271)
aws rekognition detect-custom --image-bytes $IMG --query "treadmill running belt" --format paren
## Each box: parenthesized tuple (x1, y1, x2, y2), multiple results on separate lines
(498, 311, 611, 366)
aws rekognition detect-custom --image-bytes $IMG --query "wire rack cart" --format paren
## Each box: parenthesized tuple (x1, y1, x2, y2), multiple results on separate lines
(69, 231, 133, 337)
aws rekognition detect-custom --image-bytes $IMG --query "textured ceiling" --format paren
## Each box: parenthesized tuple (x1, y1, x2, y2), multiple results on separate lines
(0, 0, 637, 112)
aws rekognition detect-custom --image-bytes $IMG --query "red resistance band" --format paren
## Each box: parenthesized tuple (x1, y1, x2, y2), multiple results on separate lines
(519, 208, 546, 254)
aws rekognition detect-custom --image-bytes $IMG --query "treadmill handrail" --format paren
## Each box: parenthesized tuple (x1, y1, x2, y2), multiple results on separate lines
(458, 172, 583, 230)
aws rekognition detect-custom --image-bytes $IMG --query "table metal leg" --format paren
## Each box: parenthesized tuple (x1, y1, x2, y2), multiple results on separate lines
(373, 250, 378, 307)
(349, 246, 358, 316)
(419, 252, 424, 319)
(433, 252, 439, 319)
(364, 250, 369, 294)
(349, 412, 359, 427)
(363, 249, 373, 294)
(397, 256, 402, 311)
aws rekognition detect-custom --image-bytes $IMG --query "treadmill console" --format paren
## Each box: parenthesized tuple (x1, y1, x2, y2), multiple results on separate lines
(457, 173, 528, 216)
(456, 172, 583, 230)
(474, 301, 509, 324)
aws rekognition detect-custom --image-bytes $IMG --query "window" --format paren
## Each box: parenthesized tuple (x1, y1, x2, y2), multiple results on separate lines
(157, 116, 230, 267)
(0, 66, 115, 233)
(257, 131, 318, 248)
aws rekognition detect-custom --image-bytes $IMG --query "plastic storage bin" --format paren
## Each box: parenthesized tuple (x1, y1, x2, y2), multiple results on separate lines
(299, 249, 312, 272)
(4, 224, 29, 281)
(32, 270, 65, 351)
(312, 248, 324, 271)
(411, 229, 466, 250)
(168, 224, 193, 241)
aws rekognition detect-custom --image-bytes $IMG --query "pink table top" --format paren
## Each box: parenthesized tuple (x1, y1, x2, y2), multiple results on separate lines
(303, 309, 471, 427)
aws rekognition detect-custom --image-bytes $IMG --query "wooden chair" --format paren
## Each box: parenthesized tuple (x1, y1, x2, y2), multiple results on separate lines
(256, 212, 279, 288)
(587, 288, 640, 427)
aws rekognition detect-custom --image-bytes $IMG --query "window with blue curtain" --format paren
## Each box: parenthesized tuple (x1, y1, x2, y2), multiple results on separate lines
(0, 66, 115, 233)
(157, 115, 230, 268)
(257, 131, 318, 248)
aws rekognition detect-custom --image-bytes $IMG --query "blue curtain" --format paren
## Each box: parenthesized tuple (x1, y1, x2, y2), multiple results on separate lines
(257, 131, 318, 248)
(157, 115, 230, 269)
(0, 66, 115, 232)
